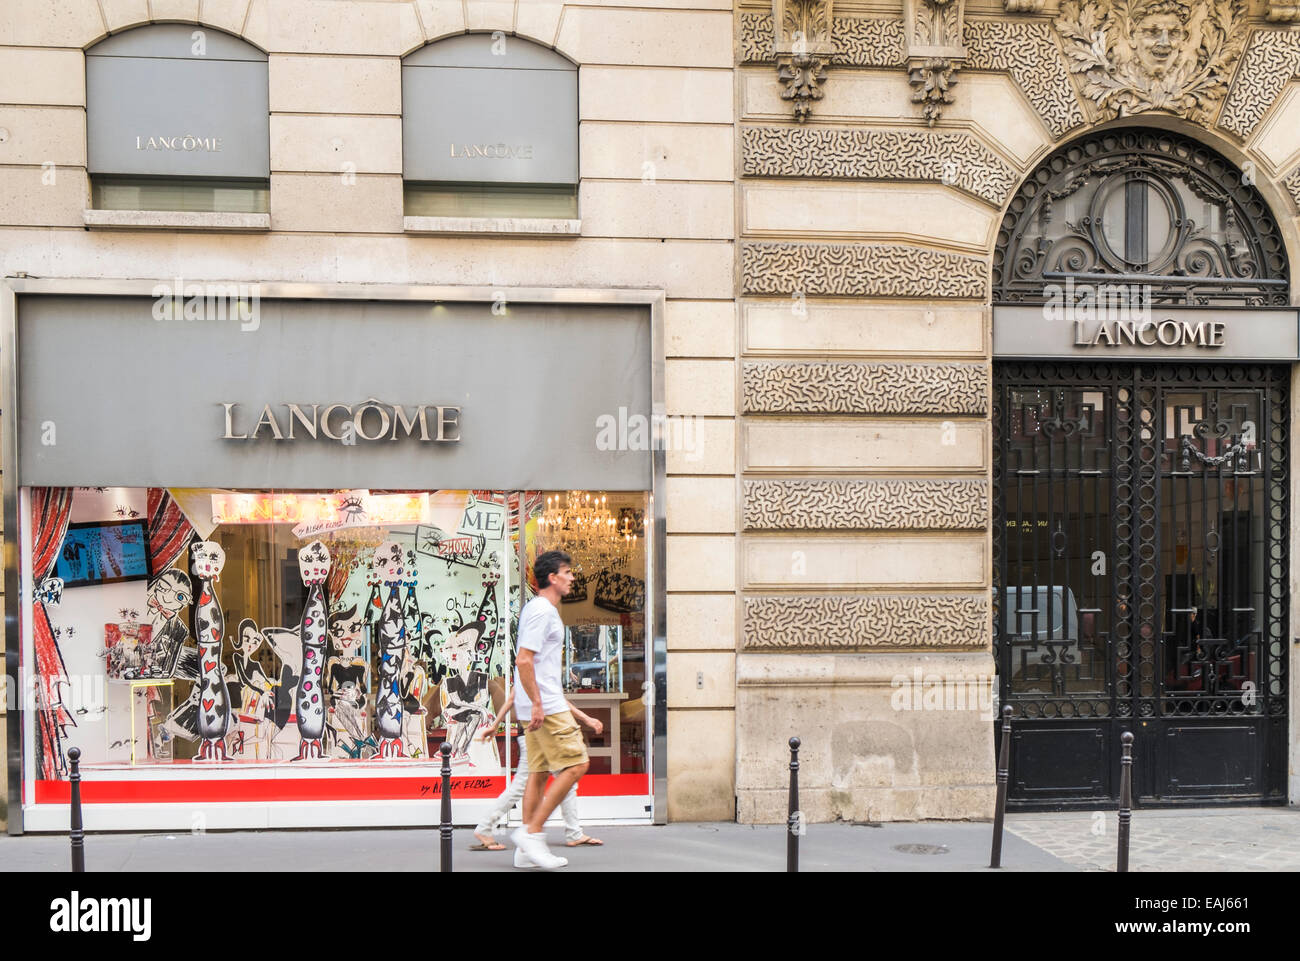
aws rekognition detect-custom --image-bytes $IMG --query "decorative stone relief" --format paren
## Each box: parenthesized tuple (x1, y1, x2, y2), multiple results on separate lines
(744, 479, 989, 530)
(904, 0, 967, 125)
(964, 19, 1086, 138)
(1218, 29, 1300, 139)
(743, 594, 990, 650)
(741, 242, 987, 298)
(1004, 0, 1045, 10)
(1285, 166, 1300, 210)
(740, 126, 1017, 205)
(1055, 0, 1249, 124)
(739, 11, 904, 65)
(773, 0, 835, 121)
(1267, 2, 1300, 21)
(742, 361, 989, 414)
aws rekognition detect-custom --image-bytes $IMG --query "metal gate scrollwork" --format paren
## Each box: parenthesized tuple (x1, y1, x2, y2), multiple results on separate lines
(993, 363, 1288, 805)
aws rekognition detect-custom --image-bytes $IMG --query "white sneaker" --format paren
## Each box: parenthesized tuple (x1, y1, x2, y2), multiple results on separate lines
(514, 846, 538, 869)
(510, 827, 567, 870)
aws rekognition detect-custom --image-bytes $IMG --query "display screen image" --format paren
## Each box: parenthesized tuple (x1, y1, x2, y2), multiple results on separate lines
(54, 520, 151, 588)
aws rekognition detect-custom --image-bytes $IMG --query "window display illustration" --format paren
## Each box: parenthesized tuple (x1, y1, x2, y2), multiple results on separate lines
(103, 621, 153, 680)
(367, 540, 411, 760)
(295, 539, 331, 760)
(191, 540, 231, 762)
(26, 487, 647, 789)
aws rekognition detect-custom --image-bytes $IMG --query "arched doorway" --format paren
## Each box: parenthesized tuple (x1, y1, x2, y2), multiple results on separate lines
(991, 128, 1292, 807)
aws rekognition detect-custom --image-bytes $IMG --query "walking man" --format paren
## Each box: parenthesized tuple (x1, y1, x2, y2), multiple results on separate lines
(511, 550, 590, 870)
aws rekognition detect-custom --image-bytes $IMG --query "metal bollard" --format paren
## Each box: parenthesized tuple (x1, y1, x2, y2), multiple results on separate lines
(1117, 731, 1133, 873)
(439, 742, 453, 873)
(787, 736, 800, 873)
(989, 705, 1012, 868)
(68, 747, 85, 873)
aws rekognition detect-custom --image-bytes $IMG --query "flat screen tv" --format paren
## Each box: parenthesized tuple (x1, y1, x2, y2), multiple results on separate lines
(54, 520, 151, 588)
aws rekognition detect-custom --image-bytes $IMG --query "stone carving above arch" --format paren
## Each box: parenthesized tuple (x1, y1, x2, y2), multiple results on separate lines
(744, 479, 989, 531)
(1284, 165, 1300, 209)
(742, 361, 989, 414)
(904, 0, 968, 126)
(739, 11, 904, 65)
(964, 19, 1086, 140)
(1218, 29, 1300, 140)
(743, 594, 990, 650)
(741, 242, 987, 298)
(1054, 0, 1250, 125)
(773, 0, 836, 121)
(740, 127, 1017, 205)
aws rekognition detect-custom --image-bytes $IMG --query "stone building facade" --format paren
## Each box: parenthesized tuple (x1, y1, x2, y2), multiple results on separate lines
(733, 0, 1300, 821)
(4, 0, 1300, 831)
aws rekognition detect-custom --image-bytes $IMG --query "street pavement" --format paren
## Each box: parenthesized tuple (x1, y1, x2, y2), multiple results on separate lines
(0, 819, 1068, 872)
(2, 807, 1299, 871)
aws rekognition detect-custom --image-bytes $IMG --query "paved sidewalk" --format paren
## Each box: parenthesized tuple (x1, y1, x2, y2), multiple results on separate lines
(4, 807, 1299, 871)
(1008, 806, 1300, 872)
(0, 820, 1069, 872)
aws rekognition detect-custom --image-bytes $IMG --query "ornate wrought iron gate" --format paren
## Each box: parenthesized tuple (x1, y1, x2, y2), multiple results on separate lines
(993, 362, 1289, 807)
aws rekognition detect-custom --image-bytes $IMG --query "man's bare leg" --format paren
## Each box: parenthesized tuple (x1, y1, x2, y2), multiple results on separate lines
(524, 761, 587, 834)
(520, 765, 548, 829)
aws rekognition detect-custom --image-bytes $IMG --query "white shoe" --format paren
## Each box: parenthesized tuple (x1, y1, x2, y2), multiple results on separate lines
(514, 846, 538, 869)
(511, 827, 567, 870)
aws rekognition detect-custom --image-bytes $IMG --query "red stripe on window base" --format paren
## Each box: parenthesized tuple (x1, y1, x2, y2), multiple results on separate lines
(34, 773, 650, 805)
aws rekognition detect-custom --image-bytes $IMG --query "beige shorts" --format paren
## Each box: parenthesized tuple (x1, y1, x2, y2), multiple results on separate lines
(524, 710, 589, 774)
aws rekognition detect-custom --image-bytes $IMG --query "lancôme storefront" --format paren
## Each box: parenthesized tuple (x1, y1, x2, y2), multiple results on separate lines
(3, 280, 666, 831)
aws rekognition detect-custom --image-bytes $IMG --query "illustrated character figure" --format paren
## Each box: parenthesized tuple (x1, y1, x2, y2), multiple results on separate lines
(326, 603, 371, 757)
(295, 539, 331, 760)
(191, 540, 231, 762)
(127, 569, 199, 681)
(229, 618, 277, 760)
(367, 541, 409, 759)
(438, 620, 493, 764)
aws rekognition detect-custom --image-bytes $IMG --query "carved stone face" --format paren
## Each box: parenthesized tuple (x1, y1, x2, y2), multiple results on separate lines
(191, 541, 226, 580)
(297, 539, 331, 586)
(371, 540, 405, 582)
(1136, 12, 1185, 77)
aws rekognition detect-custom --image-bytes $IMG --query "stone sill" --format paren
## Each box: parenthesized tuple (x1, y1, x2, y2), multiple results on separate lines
(83, 209, 271, 231)
(402, 216, 581, 237)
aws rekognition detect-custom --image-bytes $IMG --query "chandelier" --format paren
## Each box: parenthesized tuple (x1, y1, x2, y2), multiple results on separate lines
(536, 491, 641, 574)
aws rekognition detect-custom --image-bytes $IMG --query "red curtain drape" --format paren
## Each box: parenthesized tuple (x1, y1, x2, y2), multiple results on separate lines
(147, 487, 195, 576)
(31, 487, 73, 582)
(31, 487, 75, 779)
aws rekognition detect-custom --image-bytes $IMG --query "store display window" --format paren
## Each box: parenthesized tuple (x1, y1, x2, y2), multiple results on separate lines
(26, 486, 649, 791)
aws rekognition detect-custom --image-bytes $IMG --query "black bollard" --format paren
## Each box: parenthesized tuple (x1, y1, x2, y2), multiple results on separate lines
(439, 742, 453, 873)
(786, 736, 800, 873)
(1117, 731, 1133, 873)
(989, 705, 1012, 868)
(68, 747, 85, 873)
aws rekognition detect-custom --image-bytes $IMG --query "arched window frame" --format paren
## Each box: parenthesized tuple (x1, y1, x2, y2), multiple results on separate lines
(84, 23, 270, 220)
(401, 33, 580, 233)
(994, 130, 1289, 307)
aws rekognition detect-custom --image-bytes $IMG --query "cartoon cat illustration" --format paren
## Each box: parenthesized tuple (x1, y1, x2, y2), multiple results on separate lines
(295, 539, 331, 760)
(368, 541, 408, 759)
(191, 541, 230, 762)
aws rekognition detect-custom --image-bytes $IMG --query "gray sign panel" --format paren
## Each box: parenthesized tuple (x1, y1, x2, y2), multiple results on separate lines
(403, 36, 577, 185)
(993, 305, 1300, 361)
(18, 296, 650, 490)
(87, 26, 269, 179)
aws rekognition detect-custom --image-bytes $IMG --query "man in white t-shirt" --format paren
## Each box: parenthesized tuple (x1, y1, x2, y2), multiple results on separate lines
(510, 550, 590, 870)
